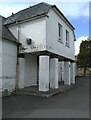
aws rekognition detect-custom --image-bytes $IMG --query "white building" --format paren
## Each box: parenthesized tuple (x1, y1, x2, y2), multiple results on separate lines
(1, 2, 76, 95)
(0, 16, 20, 95)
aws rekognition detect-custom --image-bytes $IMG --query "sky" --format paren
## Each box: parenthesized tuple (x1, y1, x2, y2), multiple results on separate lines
(0, 0, 90, 55)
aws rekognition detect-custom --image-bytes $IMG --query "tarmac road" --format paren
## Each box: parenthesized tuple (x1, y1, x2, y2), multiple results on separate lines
(2, 76, 89, 118)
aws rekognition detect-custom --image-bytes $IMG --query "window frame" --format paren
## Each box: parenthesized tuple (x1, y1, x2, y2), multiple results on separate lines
(66, 30, 69, 47)
(58, 23, 63, 43)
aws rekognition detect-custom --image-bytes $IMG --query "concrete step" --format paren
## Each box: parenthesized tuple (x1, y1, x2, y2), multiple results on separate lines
(14, 84, 79, 98)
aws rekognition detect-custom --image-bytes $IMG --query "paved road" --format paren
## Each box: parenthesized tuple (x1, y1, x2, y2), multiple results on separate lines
(2, 76, 89, 118)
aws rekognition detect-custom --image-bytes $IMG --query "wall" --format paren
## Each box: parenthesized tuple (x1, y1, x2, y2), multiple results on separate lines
(8, 11, 75, 61)
(24, 54, 37, 87)
(9, 17, 47, 53)
(58, 61, 65, 82)
(0, 39, 17, 95)
(46, 9, 75, 61)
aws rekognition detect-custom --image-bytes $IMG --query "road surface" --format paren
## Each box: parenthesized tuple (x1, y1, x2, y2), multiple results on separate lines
(2, 76, 89, 118)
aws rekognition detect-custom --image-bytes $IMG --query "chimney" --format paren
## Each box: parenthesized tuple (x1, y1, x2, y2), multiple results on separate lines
(12, 12, 14, 17)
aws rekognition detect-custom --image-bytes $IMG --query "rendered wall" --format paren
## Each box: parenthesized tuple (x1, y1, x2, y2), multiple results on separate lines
(9, 17, 47, 53)
(46, 9, 75, 61)
(18, 57, 25, 88)
(8, 11, 75, 61)
(24, 54, 37, 87)
(1, 40, 17, 95)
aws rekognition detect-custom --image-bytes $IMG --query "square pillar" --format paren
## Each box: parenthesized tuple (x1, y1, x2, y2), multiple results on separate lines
(70, 63, 75, 84)
(39, 55, 49, 91)
(18, 57, 25, 88)
(75, 62, 78, 76)
(64, 62, 71, 85)
(62, 61, 64, 81)
(58, 61, 62, 82)
(50, 58, 58, 89)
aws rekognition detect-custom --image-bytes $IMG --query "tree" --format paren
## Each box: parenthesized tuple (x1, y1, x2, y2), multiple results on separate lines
(77, 37, 91, 75)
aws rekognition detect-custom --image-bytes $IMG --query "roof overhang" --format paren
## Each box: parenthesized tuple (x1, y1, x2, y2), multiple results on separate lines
(4, 13, 48, 26)
(1, 37, 21, 46)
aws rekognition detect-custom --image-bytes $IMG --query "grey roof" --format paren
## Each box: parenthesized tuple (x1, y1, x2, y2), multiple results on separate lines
(5, 2, 52, 25)
(4, 2, 74, 29)
(0, 15, 19, 44)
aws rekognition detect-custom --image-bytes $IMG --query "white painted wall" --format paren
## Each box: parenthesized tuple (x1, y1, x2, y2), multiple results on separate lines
(58, 61, 65, 82)
(8, 10, 75, 61)
(18, 58, 25, 88)
(0, 39, 17, 93)
(46, 9, 75, 61)
(24, 54, 37, 87)
(9, 17, 47, 53)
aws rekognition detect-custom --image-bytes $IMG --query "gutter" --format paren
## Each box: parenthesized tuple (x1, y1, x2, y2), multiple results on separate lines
(1, 37, 21, 46)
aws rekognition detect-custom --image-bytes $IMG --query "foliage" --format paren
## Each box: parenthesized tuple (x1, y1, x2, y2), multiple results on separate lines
(77, 37, 91, 75)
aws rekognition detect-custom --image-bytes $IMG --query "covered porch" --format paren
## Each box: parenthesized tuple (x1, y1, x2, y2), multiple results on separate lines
(17, 51, 76, 92)
(15, 83, 77, 97)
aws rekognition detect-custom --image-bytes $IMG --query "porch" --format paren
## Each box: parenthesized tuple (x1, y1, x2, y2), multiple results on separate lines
(15, 83, 77, 97)
(17, 52, 76, 92)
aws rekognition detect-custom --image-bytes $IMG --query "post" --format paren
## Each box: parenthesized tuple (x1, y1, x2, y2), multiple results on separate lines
(50, 58, 58, 89)
(64, 61, 71, 85)
(39, 55, 49, 91)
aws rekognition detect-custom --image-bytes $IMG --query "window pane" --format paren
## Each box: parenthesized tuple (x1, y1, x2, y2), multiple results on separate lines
(66, 30, 69, 43)
(58, 23, 62, 39)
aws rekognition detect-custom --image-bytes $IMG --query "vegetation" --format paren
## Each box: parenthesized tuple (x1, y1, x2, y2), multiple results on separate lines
(77, 37, 91, 75)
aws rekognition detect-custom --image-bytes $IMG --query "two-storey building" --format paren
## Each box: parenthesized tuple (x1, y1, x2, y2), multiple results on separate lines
(1, 2, 76, 94)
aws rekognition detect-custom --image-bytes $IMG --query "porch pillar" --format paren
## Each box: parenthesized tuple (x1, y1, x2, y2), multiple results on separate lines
(64, 61, 71, 85)
(39, 55, 49, 91)
(58, 61, 62, 83)
(75, 62, 78, 76)
(62, 61, 64, 81)
(18, 55, 25, 88)
(70, 62, 75, 84)
(50, 58, 58, 89)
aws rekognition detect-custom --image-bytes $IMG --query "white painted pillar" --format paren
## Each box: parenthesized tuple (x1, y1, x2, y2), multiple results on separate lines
(50, 58, 58, 89)
(58, 61, 62, 82)
(70, 63, 75, 84)
(73, 63, 76, 84)
(75, 62, 78, 76)
(62, 61, 64, 81)
(39, 55, 49, 91)
(18, 56, 25, 88)
(64, 62, 71, 85)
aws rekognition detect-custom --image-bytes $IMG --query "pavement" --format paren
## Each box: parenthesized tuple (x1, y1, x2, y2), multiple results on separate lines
(2, 76, 90, 118)
(14, 82, 79, 97)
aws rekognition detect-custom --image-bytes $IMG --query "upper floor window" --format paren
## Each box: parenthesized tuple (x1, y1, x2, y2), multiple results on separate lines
(58, 23, 63, 43)
(66, 30, 69, 46)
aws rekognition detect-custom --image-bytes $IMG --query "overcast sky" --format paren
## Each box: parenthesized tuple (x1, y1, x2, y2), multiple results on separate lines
(0, 0, 90, 55)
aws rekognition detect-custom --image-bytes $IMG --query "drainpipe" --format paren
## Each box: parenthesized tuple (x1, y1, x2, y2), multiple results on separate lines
(16, 24, 20, 91)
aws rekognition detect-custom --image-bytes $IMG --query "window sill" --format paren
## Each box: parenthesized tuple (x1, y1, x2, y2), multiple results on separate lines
(57, 38, 63, 44)
(65, 43, 70, 48)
